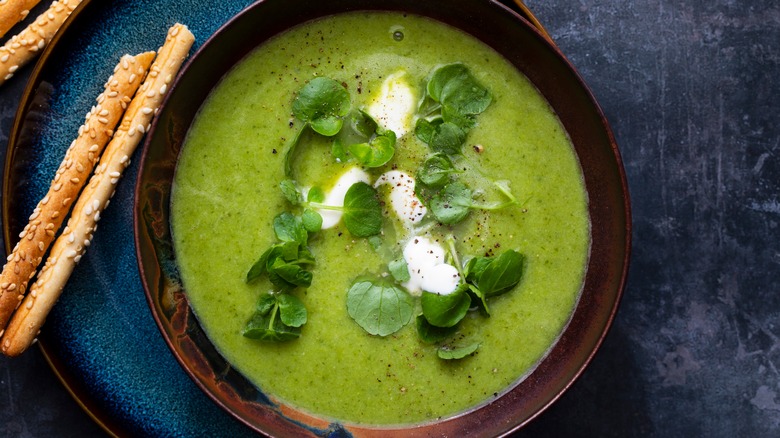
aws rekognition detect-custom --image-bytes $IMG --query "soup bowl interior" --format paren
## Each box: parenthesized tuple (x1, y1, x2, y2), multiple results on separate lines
(134, 0, 630, 435)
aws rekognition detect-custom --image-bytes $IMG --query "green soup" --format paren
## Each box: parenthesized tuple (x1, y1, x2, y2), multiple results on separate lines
(171, 12, 589, 426)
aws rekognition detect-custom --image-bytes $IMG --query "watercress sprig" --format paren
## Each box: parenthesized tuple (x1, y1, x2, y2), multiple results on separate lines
(285, 77, 351, 177)
(243, 210, 319, 342)
(280, 179, 383, 238)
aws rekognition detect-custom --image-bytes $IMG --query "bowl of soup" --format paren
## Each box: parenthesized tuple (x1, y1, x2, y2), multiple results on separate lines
(134, 0, 630, 435)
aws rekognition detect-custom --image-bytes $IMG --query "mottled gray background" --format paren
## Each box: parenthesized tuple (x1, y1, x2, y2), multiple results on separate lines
(1, 0, 779, 436)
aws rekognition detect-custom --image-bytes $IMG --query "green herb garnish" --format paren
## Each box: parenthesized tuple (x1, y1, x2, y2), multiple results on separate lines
(420, 283, 472, 328)
(340, 110, 397, 167)
(242, 293, 307, 342)
(244, 210, 317, 341)
(281, 179, 382, 238)
(437, 342, 481, 360)
(465, 249, 525, 298)
(347, 278, 414, 336)
(292, 77, 351, 136)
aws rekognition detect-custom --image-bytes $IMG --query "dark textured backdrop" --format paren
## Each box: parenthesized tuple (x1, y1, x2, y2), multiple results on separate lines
(1, 1, 779, 436)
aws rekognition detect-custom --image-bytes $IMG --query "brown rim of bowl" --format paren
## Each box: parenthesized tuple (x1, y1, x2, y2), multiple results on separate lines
(1, 1, 127, 437)
(134, 0, 631, 436)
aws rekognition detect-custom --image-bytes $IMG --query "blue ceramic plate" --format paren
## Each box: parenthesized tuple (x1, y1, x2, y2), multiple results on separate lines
(2, 1, 258, 436)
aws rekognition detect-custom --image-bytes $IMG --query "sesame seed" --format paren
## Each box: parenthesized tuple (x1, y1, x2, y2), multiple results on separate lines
(37, 242, 44, 251)
(67, 233, 75, 243)
(94, 211, 101, 222)
(84, 205, 93, 216)
(137, 124, 145, 134)
(0, 55, 7, 63)
(160, 84, 167, 94)
(141, 107, 153, 115)
(84, 239, 91, 247)
(108, 91, 118, 97)
(70, 177, 80, 184)
(109, 171, 120, 178)
(8, 283, 16, 291)
(74, 255, 82, 263)
(110, 178, 119, 185)
(66, 250, 77, 258)
(99, 109, 109, 116)
(89, 144, 99, 152)
(98, 117, 108, 124)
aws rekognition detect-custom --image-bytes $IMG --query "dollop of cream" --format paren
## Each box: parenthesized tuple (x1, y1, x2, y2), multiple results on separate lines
(402, 236, 460, 296)
(317, 167, 371, 229)
(366, 71, 416, 137)
(374, 170, 427, 225)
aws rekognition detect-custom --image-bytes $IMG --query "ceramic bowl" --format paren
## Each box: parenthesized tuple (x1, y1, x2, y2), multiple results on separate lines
(134, 0, 631, 435)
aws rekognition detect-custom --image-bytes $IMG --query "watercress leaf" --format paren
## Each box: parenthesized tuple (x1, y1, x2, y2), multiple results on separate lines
(464, 256, 492, 283)
(331, 138, 349, 163)
(477, 250, 525, 297)
(277, 294, 308, 328)
(348, 135, 395, 167)
(420, 283, 471, 328)
(297, 245, 316, 265)
(413, 180, 436, 208)
(292, 77, 350, 136)
(280, 179, 303, 205)
(302, 208, 323, 233)
(430, 181, 472, 225)
(273, 212, 307, 244)
(307, 186, 325, 203)
(414, 117, 440, 144)
(440, 74, 491, 116)
(265, 249, 295, 291)
(467, 283, 490, 316)
(429, 122, 466, 155)
(354, 109, 378, 137)
(388, 257, 411, 282)
(441, 105, 477, 130)
(417, 153, 456, 187)
(242, 309, 301, 341)
(347, 278, 414, 336)
(428, 63, 491, 116)
(437, 342, 480, 360)
(427, 63, 469, 103)
(270, 258, 313, 288)
(415, 314, 458, 343)
(255, 293, 277, 316)
(310, 115, 343, 137)
(246, 245, 275, 283)
(342, 182, 382, 237)
(280, 240, 300, 261)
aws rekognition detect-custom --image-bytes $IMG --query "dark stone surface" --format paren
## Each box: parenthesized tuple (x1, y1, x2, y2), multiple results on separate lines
(1, 0, 778, 436)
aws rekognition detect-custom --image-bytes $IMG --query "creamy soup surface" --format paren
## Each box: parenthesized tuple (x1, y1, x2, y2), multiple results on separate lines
(171, 11, 589, 425)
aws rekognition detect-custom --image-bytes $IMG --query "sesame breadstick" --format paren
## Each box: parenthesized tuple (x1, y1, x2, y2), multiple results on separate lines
(0, 51, 154, 335)
(0, 0, 83, 86)
(1, 24, 194, 357)
(0, 0, 43, 38)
